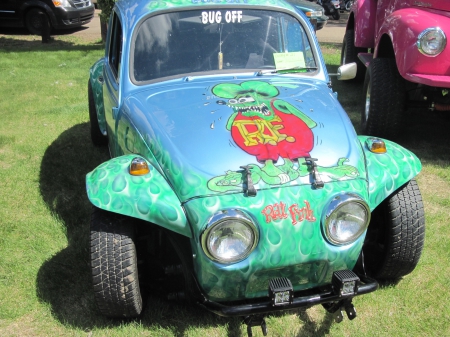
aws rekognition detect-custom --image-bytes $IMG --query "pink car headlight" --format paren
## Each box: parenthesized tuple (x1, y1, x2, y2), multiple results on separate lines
(417, 28, 447, 56)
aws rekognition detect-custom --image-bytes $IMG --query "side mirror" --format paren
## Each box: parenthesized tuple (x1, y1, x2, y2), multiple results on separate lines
(336, 62, 357, 80)
(329, 63, 358, 80)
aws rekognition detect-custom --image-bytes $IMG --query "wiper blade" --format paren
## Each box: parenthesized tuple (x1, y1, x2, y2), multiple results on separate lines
(257, 67, 318, 76)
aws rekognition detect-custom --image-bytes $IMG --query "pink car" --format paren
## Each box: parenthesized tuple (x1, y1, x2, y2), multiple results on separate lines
(341, 0, 450, 138)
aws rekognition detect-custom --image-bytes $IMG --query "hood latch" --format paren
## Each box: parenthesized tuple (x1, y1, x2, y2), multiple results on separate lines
(240, 165, 257, 197)
(304, 158, 324, 189)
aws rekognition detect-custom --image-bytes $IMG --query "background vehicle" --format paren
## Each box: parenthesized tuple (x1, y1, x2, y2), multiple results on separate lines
(287, 0, 328, 30)
(339, 0, 353, 12)
(0, 0, 94, 35)
(341, 0, 450, 139)
(87, 0, 425, 335)
(317, 0, 340, 20)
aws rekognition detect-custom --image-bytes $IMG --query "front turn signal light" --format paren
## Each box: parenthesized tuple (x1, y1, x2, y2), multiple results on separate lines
(129, 157, 150, 175)
(365, 137, 387, 154)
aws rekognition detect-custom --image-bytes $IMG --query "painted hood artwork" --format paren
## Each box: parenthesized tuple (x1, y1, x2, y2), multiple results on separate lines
(126, 78, 364, 201)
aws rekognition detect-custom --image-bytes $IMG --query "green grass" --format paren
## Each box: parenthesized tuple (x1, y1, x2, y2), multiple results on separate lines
(0, 35, 449, 336)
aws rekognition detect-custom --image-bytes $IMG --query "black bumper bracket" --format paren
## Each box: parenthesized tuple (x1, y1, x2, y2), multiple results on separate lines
(244, 315, 267, 337)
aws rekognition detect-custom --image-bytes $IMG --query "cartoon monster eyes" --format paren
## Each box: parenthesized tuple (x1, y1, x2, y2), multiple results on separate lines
(228, 96, 256, 105)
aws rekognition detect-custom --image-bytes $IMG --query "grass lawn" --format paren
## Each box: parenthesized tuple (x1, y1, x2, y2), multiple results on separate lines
(0, 34, 449, 337)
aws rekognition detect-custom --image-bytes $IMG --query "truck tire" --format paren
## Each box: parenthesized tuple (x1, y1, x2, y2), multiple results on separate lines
(363, 180, 425, 280)
(361, 58, 406, 138)
(25, 8, 49, 36)
(340, 30, 366, 82)
(90, 207, 143, 317)
(88, 80, 107, 146)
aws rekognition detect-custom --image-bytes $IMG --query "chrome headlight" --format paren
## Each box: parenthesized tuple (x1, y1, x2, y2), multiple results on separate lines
(322, 194, 370, 246)
(201, 209, 259, 264)
(417, 28, 447, 56)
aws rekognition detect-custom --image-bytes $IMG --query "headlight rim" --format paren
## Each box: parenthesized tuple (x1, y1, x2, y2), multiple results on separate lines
(201, 209, 259, 264)
(322, 193, 371, 246)
(417, 27, 447, 57)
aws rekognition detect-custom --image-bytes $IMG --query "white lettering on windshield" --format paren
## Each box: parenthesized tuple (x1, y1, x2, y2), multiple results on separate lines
(201, 10, 243, 24)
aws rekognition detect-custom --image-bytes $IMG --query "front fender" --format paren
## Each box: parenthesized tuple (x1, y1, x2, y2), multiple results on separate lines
(89, 58, 107, 135)
(86, 155, 191, 238)
(376, 8, 450, 86)
(359, 136, 422, 210)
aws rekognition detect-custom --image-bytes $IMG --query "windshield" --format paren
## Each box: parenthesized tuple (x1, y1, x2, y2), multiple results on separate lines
(132, 9, 317, 83)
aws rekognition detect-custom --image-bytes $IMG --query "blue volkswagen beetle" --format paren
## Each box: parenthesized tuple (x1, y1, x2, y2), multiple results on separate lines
(87, 0, 425, 334)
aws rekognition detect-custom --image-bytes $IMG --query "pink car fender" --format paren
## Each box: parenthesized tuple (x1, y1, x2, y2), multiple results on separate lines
(375, 8, 450, 87)
(349, 0, 377, 48)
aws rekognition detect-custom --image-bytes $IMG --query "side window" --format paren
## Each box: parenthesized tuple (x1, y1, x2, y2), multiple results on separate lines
(108, 12, 123, 80)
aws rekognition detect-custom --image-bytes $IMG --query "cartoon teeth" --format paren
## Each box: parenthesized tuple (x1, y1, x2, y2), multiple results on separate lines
(229, 103, 270, 116)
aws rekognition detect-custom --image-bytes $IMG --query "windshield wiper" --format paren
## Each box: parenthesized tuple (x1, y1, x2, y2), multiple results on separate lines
(257, 67, 318, 76)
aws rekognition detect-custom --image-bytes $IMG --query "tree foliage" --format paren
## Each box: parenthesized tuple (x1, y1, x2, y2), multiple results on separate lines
(98, 0, 117, 23)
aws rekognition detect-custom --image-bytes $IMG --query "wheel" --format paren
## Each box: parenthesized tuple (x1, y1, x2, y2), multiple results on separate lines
(332, 9, 340, 20)
(25, 8, 49, 35)
(362, 180, 425, 280)
(90, 207, 143, 317)
(345, 0, 353, 11)
(361, 58, 406, 138)
(340, 30, 366, 82)
(88, 80, 107, 146)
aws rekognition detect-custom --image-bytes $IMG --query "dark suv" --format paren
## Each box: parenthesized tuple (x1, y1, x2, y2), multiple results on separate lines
(0, 0, 94, 35)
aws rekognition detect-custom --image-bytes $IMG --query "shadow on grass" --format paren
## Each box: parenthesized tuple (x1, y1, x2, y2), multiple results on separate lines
(36, 122, 336, 335)
(0, 33, 103, 52)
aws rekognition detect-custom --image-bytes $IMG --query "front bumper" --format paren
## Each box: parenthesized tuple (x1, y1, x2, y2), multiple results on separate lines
(53, 6, 95, 29)
(198, 274, 378, 317)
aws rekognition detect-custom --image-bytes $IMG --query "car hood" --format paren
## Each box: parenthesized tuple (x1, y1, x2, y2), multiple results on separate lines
(124, 76, 366, 202)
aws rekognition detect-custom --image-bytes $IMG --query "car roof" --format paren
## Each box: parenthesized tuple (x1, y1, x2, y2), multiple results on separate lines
(115, 0, 299, 26)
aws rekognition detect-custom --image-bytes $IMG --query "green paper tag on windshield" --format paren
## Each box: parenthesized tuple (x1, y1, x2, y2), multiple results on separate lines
(273, 52, 305, 70)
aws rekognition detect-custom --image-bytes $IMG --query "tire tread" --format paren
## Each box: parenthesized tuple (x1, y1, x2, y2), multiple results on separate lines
(361, 58, 406, 138)
(90, 208, 142, 317)
(368, 180, 425, 280)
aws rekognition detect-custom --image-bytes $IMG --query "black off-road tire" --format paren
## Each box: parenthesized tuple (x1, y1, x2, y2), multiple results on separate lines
(25, 8, 49, 35)
(88, 80, 107, 146)
(363, 180, 425, 280)
(340, 30, 366, 82)
(90, 207, 143, 317)
(361, 58, 406, 139)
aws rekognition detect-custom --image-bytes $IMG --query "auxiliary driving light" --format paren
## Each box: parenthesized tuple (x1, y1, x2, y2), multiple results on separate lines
(332, 270, 360, 297)
(269, 277, 294, 306)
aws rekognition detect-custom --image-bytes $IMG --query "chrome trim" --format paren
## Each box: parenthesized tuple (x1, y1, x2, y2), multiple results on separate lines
(321, 194, 371, 246)
(201, 209, 259, 264)
(417, 27, 447, 57)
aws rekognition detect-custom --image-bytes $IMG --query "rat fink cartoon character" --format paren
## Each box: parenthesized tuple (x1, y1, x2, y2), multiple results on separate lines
(215, 80, 317, 163)
(208, 81, 359, 192)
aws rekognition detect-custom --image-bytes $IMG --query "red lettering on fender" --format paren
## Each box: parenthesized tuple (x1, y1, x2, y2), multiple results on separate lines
(261, 201, 316, 225)
(261, 202, 288, 223)
(289, 201, 316, 225)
